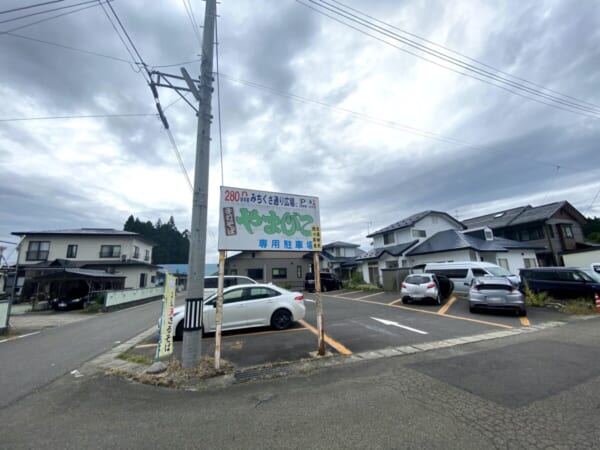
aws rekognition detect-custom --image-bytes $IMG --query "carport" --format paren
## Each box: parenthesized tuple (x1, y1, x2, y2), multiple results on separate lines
(32, 268, 125, 303)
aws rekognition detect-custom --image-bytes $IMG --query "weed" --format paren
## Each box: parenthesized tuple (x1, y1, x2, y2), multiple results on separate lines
(522, 281, 551, 307)
(558, 299, 597, 315)
(117, 352, 154, 366)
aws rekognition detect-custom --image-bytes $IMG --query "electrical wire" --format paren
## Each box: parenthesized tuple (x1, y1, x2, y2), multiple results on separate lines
(0, 1, 103, 36)
(299, 0, 600, 119)
(165, 128, 194, 192)
(327, 0, 600, 111)
(584, 186, 600, 216)
(0, 0, 101, 25)
(0, 1, 65, 16)
(218, 72, 578, 172)
(182, 0, 202, 48)
(0, 113, 155, 122)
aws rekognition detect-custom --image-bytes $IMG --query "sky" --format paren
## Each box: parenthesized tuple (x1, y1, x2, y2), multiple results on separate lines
(1, 0, 599, 264)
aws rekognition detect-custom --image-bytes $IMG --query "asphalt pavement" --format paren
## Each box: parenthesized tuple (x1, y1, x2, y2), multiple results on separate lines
(1, 315, 599, 449)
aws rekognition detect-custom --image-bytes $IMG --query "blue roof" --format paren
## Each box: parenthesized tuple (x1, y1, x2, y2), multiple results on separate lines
(368, 211, 465, 237)
(357, 240, 419, 261)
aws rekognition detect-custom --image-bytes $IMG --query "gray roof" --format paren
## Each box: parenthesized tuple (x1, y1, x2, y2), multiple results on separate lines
(357, 240, 419, 261)
(406, 230, 544, 256)
(12, 228, 156, 246)
(463, 201, 586, 230)
(323, 241, 360, 249)
(367, 211, 465, 237)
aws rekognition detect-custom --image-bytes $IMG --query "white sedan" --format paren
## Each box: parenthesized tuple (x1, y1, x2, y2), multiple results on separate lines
(171, 283, 306, 339)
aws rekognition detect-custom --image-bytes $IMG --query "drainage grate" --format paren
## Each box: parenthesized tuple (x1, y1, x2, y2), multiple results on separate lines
(234, 365, 291, 382)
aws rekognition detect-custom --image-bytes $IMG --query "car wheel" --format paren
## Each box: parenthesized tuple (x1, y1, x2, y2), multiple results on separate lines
(469, 305, 476, 314)
(271, 309, 292, 330)
(322, 284, 328, 293)
(402, 297, 410, 304)
(436, 293, 442, 305)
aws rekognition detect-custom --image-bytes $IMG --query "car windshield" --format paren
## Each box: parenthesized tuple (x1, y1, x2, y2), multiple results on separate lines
(579, 270, 599, 282)
(487, 266, 512, 277)
(405, 275, 431, 285)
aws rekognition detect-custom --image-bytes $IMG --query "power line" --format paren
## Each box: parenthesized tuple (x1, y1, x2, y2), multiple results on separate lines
(0, 1, 65, 15)
(182, 0, 202, 48)
(327, 0, 600, 112)
(0, 113, 155, 122)
(218, 72, 579, 172)
(299, 0, 600, 119)
(0, 1, 103, 36)
(165, 128, 193, 192)
(0, 0, 101, 26)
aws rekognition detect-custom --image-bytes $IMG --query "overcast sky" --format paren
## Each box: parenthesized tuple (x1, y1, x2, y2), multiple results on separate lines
(1, 0, 599, 264)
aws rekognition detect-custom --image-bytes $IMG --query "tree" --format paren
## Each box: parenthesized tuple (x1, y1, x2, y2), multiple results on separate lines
(123, 216, 189, 264)
(583, 216, 600, 243)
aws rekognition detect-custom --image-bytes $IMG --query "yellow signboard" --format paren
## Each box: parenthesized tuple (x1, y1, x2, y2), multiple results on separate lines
(157, 273, 176, 358)
(311, 225, 322, 251)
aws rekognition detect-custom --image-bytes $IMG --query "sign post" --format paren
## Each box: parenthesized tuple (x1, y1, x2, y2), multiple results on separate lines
(216, 186, 322, 363)
(156, 273, 177, 361)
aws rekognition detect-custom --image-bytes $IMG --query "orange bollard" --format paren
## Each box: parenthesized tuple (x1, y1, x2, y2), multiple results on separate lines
(595, 293, 600, 313)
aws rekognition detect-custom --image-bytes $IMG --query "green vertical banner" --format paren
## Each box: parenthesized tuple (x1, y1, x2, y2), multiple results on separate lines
(156, 273, 176, 360)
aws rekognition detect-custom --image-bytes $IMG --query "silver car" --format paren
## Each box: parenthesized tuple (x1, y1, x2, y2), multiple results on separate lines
(170, 283, 306, 340)
(401, 274, 444, 305)
(469, 276, 526, 316)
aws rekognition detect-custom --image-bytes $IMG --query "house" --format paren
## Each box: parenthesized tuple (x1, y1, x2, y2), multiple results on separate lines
(321, 241, 366, 281)
(462, 201, 589, 266)
(358, 211, 541, 285)
(561, 247, 600, 268)
(358, 211, 465, 285)
(224, 250, 312, 290)
(11, 228, 158, 301)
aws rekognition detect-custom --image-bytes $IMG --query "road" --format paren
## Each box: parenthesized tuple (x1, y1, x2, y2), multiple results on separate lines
(0, 300, 162, 409)
(1, 316, 599, 449)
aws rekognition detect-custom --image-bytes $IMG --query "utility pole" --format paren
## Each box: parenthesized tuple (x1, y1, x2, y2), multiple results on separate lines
(181, 0, 217, 368)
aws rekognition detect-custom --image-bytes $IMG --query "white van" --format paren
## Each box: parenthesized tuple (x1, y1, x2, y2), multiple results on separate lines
(424, 262, 519, 294)
(203, 275, 257, 297)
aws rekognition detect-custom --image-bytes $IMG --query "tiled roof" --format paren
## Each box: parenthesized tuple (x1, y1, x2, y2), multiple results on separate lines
(12, 228, 139, 237)
(367, 211, 465, 237)
(463, 201, 586, 229)
(323, 241, 360, 248)
(406, 230, 544, 256)
(357, 240, 419, 261)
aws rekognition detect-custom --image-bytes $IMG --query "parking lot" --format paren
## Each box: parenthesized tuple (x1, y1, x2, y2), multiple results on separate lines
(128, 288, 568, 368)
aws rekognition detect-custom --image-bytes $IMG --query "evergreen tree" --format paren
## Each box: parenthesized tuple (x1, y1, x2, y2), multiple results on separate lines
(122, 216, 189, 264)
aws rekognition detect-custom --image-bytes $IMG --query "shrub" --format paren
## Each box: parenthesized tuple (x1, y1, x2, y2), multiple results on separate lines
(522, 281, 551, 307)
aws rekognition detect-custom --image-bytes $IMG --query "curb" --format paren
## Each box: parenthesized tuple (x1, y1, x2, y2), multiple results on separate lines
(88, 315, 600, 389)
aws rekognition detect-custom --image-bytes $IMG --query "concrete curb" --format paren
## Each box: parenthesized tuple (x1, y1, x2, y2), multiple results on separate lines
(89, 315, 600, 389)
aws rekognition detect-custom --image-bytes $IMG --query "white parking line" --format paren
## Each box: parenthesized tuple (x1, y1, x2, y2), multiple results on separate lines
(304, 299, 316, 303)
(0, 331, 41, 344)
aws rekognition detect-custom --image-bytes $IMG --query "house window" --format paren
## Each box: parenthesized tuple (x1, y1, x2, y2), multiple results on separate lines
(385, 260, 398, 268)
(139, 273, 147, 288)
(524, 258, 537, 268)
(401, 259, 409, 268)
(484, 230, 493, 241)
(432, 216, 438, 224)
(548, 225, 555, 239)
(66, 244, 78, 258)
(563, 225, 574, 238)
(272, 268, 287, 279)
(383, 232, 395, 245)
(498, 258, 509, 270)
(412, 229, 426, 238)
(334, 248, 341, 257)
(26, 241, 50, 261)
(133, 246, 140, 259)
(100, 245, 121, 258)
(297, 266, 302, 278)
(247, 268, 263, 280)
(144, 249, 150, 261)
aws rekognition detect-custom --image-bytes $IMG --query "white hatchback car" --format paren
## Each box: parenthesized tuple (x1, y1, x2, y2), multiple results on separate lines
(171, 283, 306, 339)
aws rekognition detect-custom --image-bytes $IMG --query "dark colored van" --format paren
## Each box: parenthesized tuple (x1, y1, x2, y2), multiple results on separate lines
(305, 272, 342, 292)
(519, 267, 600, 299)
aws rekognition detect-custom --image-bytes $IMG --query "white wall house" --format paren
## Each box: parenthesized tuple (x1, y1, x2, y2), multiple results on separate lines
(11, 228, 157, 299)
(358, 211, 541, 285)
(321, 241, 365, 281)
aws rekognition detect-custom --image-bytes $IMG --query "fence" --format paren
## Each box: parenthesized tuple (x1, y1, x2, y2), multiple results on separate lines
(381, 268, 411, 292)
(104, 286, 163, 310)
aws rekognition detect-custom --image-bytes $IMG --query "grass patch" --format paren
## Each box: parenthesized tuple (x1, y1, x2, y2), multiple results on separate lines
(344, 282, 381, 291)
(117, 352, 154, 366)
(557, 299, 597, 315)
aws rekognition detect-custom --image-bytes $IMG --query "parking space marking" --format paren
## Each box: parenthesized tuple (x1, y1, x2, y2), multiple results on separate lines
(327, 294, 514, 330)
(519, 317, 530, 327)
(304, 299, 316, 303)
(135, 343, 157, 348)
(356, 292, 386, 300)
(337, 290, 363, 296)
(388, 298, 403, 305)
(371, 317, 428, 334)
(437, 296, 457, 315)
(299, 319, 352, 355)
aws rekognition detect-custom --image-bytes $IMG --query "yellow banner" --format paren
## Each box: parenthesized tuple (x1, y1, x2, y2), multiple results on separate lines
(157, 273, 176, 358)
